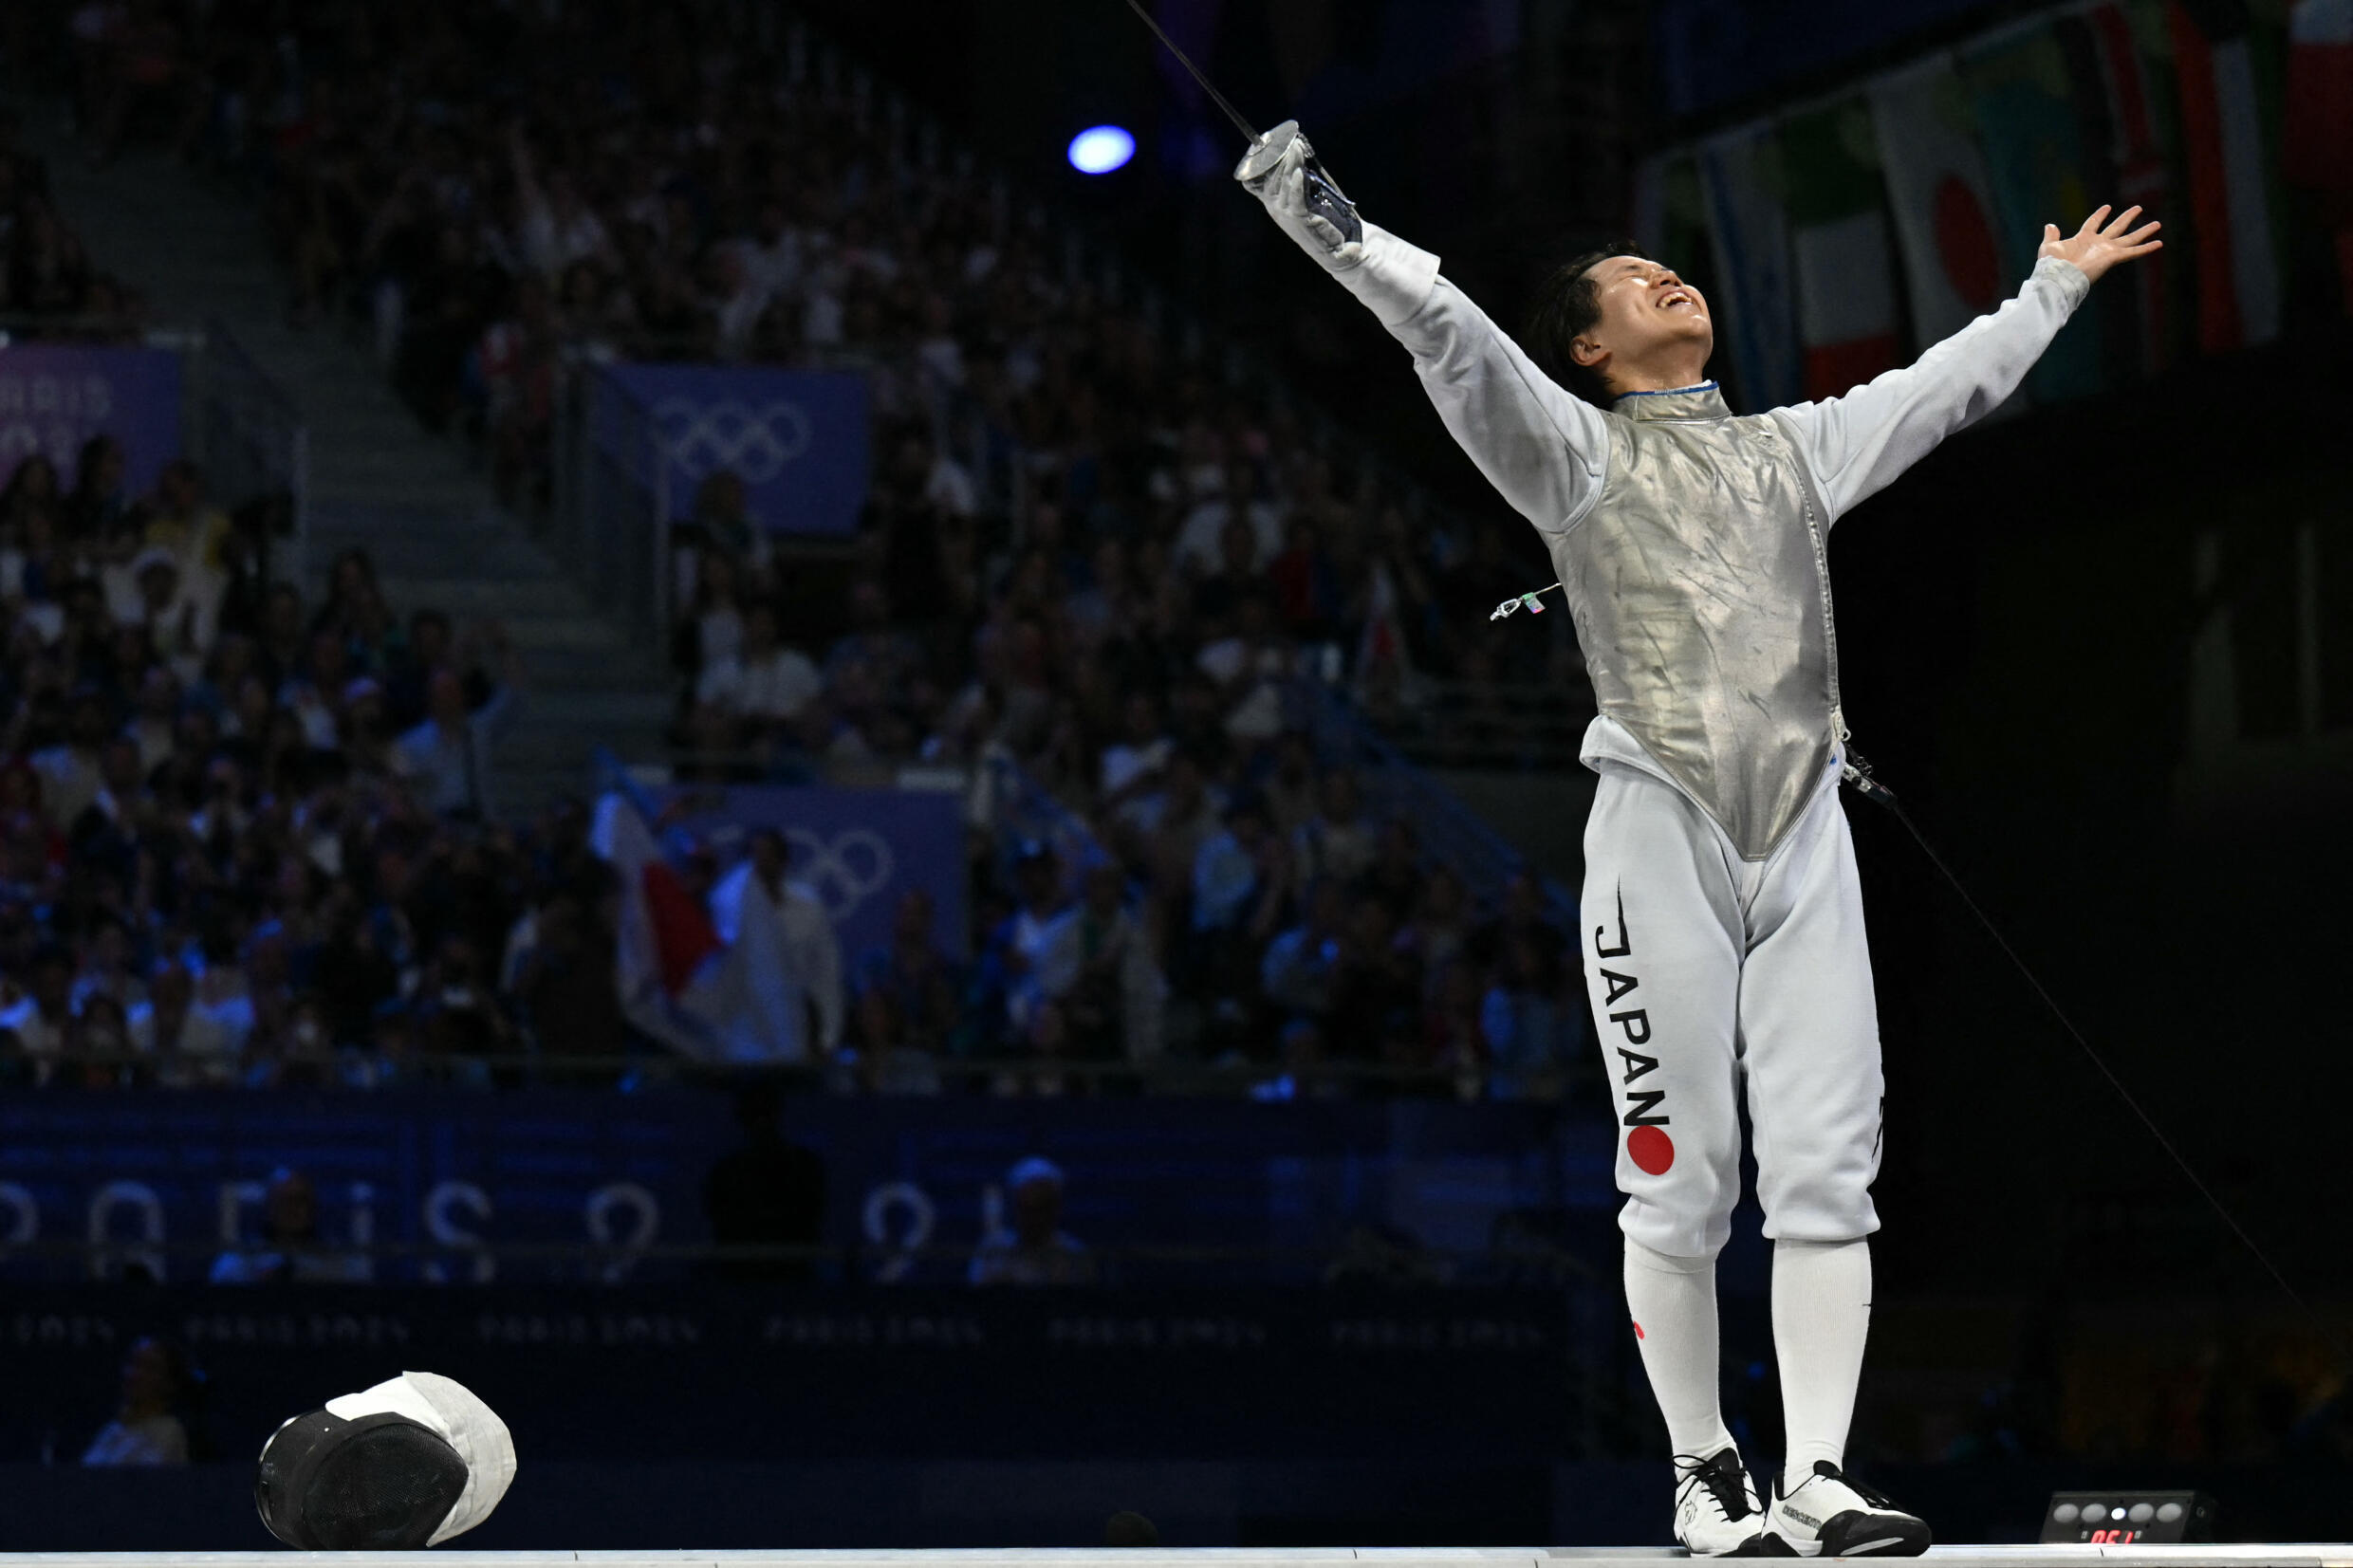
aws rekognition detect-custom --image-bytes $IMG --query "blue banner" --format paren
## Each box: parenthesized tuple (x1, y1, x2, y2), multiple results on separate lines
(0, 344, 182, 500)
(599, 363, 870, 538)
(0, 1284, 1595, 1474)
(655, 784, 967, 964)
(0, 1092, 1625, 1288)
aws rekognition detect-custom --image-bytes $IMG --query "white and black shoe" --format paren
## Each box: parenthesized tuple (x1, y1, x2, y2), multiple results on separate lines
(1673, 1447, 1792, 1557)
(1767, 1461, 1931, 1557)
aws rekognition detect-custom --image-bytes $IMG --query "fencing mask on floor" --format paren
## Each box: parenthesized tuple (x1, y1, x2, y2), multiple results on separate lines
(254, 1371, 516, 1549)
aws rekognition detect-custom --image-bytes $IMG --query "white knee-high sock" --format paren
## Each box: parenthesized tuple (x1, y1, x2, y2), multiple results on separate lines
(1623, 1236, 1733, 1461)
(1772, 1237, 1872, 1492)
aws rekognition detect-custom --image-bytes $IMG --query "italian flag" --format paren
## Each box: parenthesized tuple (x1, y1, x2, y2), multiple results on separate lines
(1781, 100, 1901, 400)
(1867, 56, 2010, 352)
(2168, 0, 2284, 350)
(2284, 0, 2353, 313)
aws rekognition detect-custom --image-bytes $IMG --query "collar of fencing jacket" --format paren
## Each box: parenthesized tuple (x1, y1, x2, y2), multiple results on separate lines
(1612, 381, 1731, 421)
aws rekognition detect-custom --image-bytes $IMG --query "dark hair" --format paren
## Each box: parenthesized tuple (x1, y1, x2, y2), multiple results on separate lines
(1527, 241, 1645, 409)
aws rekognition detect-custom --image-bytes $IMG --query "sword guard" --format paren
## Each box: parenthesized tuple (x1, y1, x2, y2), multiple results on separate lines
(1235, 120, 1301, 184)
(1235, 120, 1362, 247)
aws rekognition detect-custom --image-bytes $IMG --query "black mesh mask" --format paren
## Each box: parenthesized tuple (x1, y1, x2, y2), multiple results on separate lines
(254, 1409, 471, 1550)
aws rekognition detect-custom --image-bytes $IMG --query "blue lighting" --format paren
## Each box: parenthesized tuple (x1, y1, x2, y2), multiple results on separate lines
(1066, 125, 1136, 175)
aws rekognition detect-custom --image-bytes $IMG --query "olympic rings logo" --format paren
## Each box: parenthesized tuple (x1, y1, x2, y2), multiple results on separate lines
(651, 397, 813, 484)
(785, 828, 895, 923)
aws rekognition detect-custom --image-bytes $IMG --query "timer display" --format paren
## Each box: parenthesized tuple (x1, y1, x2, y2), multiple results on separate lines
(2040, 1490, 2214, 1545)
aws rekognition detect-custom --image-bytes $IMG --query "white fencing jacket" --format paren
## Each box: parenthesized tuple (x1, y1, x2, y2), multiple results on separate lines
(1328, 226, 2088, 859)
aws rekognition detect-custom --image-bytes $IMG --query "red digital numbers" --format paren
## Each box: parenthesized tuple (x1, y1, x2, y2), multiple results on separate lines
(2087, 1530, 2141, 1544)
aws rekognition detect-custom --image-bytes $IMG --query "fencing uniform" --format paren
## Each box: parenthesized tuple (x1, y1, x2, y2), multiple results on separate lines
(1242, 120, 2092, 1556)
(1264, 189, 2088, 1255)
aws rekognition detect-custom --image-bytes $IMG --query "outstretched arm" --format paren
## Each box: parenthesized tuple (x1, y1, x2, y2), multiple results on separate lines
(1241, 132, 1609, 536)
(1776, 205, 2162, 524)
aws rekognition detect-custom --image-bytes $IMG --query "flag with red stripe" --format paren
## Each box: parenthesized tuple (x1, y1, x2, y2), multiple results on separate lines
(1868, 56, 2010, 353)
(591, 792, 739, 1061)
(2169, 0, 2285, 350)
(1782, 99, 1901, 400)
(2075, 5, 2177, 376)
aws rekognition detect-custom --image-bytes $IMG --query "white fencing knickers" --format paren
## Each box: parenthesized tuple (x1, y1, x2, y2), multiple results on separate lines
(1579, 719, 1884, 1259)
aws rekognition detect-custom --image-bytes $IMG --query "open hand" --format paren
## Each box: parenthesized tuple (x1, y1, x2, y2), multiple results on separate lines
(2038, 205, 2163, 285)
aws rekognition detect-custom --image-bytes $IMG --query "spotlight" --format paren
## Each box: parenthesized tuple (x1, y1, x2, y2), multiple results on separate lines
(1066, 125, 1136, 175)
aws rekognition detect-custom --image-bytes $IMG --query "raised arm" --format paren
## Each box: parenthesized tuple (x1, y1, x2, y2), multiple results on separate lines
(1240, 131, 1609, 536)
(1778, 204, 2161, 524)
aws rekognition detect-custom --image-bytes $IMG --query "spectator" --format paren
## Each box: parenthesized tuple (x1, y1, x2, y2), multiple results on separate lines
(701, 1079, 826, 1282)
(210, 1168, 374, 1285)
(0, 944, 76, 1081)
(1098, 692, 1173, 804)
(508, 883, 625, 1072)
(1262, 877, 1347, 1023)
(969, 1156, 1094, 1285)
(390, 630, 523, 821)
(132, 960, 238, 1086)
(1292, 769, 1377, 888)
(140, 459, 232, 573)
(81, 1337, 193, 1467)
(841, 987, 944, 1096)
(707, 829, 843, 1064)
(1059, 862, 1163, 1062)
(32, 687, 111, 830)
(1195, 593, 1290, 744)
(853, 888, 961, 1054)
(991, 841, 1072, 1037)
(694, 602, 823, 734)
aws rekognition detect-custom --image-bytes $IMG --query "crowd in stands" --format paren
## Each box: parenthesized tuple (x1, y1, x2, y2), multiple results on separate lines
(0, 437, 627, 1092)
(22, 0, 1595, 1097)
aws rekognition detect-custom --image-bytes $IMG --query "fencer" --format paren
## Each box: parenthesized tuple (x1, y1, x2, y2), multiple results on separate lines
(1241, 124, 2158, 1556)
(255, 1371, 516, 1549)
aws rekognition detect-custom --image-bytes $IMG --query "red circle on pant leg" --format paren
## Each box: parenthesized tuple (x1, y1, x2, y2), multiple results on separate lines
(1627, 1126, 1675, 1175)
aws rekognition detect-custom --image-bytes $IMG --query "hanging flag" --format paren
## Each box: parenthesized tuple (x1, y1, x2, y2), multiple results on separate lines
(1699, 125, 1804, 410)
(2284, 0, 2353, 313)
(1781, 99, 1901, 400)
(1963, 27, 2108, 402)
(1868, 55, 2009, 352)
(2286, 0, 2353, 190)
(2168, 0, 2285, 349)
(2085, 2, 2178, 372)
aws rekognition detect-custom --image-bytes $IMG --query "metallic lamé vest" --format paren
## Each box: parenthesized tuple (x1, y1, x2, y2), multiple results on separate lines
(1554, 383, 1841, 861)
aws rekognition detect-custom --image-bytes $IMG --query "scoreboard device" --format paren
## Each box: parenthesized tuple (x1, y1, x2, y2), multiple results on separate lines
(2041, 1491, 2216, 1545)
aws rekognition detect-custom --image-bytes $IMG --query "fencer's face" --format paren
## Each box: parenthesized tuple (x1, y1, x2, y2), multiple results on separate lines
(1572, 256, 1714, 387)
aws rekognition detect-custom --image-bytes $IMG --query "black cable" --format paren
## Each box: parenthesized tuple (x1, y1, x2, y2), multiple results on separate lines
(1842, 753, 2343, 1359)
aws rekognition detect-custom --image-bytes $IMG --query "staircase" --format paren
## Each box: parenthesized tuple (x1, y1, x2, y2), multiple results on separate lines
(22, 102, 675, 812)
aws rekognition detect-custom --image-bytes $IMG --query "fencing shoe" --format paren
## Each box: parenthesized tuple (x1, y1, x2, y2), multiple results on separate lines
(1673, 1448, 1789, 1557)
(1767, 1461, 1931, 1557)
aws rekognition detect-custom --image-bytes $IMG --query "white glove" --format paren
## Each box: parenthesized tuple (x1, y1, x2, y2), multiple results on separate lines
(1237, 130, 1363, 273)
